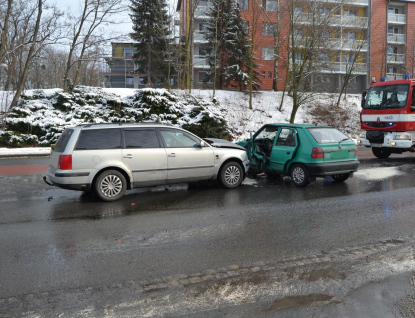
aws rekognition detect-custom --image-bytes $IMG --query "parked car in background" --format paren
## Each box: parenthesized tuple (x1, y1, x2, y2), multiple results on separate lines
(44, 123, 250, 201)
(236, 123, 359, 187)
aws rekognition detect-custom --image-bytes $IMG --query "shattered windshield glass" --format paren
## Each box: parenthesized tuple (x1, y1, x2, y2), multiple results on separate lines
(364, 84, 409, 109)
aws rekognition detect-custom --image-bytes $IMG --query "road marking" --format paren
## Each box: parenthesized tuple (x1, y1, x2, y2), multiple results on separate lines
(0, 164, 48, 176)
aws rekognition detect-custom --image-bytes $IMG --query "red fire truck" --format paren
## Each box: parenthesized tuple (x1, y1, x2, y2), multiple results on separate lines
(358, 75, 415, 158)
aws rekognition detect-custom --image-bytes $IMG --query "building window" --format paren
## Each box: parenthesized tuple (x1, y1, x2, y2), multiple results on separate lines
(199, 71, 212, 83)
(294, 6, 302, 13)
(268, 71, 272, 78)
(262, 23, 276, 35)
(236, 0, 248, 10)
(262, 47, 274, 60)
(199, 46, 212, 56)
(344, 9, 357, 17)
(199, 23, 208, 32)
(317, 53, 330, 64)
(261, 71, 266, 78)
(263, 0, 277, 11)
(126, 76, 134, 85)
(319, 7, 331, 15)
(343, 31, 356, 42)
(243, 21, 249, 33)
(294, 28, 303, 38)
(124, 48, 133, 57)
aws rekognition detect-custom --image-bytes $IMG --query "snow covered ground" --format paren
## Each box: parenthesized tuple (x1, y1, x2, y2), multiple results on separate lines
(0, 88, 362, 156)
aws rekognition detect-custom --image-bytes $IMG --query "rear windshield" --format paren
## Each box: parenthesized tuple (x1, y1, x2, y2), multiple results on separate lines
(308, 128, 350, 144)
(75, 129, 122, 150)
(53, 129, 74, 153)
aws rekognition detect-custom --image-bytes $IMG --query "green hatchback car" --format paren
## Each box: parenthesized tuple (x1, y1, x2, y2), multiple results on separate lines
(236, 123, 359, 187)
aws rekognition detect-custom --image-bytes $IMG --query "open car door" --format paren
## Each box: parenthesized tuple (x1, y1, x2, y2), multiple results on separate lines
(270, 128, 298, 172)
(246, 131, 267, 171)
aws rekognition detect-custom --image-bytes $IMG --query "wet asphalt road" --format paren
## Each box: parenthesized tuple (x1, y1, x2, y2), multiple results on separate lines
(2, 151, 415, 316)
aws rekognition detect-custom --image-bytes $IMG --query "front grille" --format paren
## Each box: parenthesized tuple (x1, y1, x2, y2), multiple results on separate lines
(364, 122, 396, 128)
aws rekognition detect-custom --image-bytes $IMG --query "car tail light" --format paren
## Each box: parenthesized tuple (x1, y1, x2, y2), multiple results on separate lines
(354, 146, 358, 157)
(311, 148, 324, 159)
(59, 155, 72, 170)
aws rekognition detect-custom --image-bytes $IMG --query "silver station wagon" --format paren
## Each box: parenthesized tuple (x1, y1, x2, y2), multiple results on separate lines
(44, 123, 250, 201)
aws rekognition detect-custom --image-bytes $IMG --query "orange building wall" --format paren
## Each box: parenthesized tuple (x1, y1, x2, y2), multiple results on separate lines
(406, 3, 415, 77)
(370, 0, 387, 82)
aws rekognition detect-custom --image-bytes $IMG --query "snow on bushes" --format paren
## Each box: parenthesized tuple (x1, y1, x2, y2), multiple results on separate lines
(2, 86, 232, 147)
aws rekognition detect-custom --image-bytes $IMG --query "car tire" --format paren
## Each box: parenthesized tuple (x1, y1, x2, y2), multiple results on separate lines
(94, 170, 127, 201)
(219, 161, 243, 189)
(290, 164, 310, 187)
(331, 173, 350, 182)
(372, 147, 391, 159)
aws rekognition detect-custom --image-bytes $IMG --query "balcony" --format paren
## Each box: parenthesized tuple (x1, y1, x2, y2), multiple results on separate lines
(341, 39, 368, 51)
(193, 55, 210, 69)
(294, 13, 368, 29)
(328, 62, 367, 74)
(294, 37, 368, 52)
(195, 4, 213, 19)
(388, 13, 406, 24)
(386, 73, 405, 81)
(302, 0, 369, 6)
(387, 53, 405, 64)
(387, 33, 405, 44)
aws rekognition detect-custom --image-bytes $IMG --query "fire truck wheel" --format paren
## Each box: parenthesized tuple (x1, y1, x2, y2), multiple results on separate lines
(372, 147, 391, 159)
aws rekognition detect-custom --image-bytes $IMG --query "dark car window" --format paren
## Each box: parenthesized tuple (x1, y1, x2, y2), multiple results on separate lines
(124, 129, 160, 148)
(53, 129, 74, 153)
(308, 128, 350, 143)
(276, 128, 296, 147)
(159, 128, 200, 148)
(75, 129, 121, 150)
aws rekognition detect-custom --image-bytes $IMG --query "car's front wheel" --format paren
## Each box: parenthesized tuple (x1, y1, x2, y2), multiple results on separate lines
(94, 170, 127, 201)
(219, 161, 243, 188)
(372, 147, 391, 159)
(290, 164, 310, 187)
(331, 173, 350, 182)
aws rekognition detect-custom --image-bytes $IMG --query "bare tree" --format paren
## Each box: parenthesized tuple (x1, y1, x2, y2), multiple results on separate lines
(278, 0, 342, 122)
(63, 0, 124, 92)
(8, 0, 62, 108)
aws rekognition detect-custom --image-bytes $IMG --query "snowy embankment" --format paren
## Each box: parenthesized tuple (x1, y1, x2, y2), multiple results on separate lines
(0, 87, 362, 156)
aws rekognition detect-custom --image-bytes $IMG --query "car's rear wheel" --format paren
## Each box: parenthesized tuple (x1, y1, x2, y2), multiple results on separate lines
(95, 170, 127, 201)
(372, 147, 391, 159)
(331, 173, 350, 182)
(219, 161, 243, 188)
(290, 164, 310, 187)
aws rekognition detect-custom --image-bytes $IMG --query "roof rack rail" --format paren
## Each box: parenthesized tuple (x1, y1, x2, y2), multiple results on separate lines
(78, 122, 175, 128)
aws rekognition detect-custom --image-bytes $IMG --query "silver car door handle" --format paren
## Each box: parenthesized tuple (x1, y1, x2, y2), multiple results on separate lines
(168, 153, 176, 157)
(123, 154, 133, 159)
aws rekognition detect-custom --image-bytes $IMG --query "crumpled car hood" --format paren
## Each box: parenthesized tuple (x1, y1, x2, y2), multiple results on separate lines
(203, 138, 245, 151)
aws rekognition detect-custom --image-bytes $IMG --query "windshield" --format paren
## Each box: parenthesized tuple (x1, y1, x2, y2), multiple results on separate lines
(254, 125, 279, 140)
(364, 84, 409, 109)
(308, 128, 350, 144)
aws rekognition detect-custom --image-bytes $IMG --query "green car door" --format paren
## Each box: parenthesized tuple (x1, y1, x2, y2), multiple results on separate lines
(269, 128, 298, 172)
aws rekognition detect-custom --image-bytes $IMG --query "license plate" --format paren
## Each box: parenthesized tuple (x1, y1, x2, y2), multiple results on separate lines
(372, 143, 382, 147)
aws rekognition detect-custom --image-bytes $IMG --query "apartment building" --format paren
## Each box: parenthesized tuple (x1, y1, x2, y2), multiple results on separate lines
(177, 0, 415, 93)
(100, 42, 179, 89)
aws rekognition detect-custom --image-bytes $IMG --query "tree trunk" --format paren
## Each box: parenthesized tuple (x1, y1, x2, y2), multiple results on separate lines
(10, 0, 42, 108)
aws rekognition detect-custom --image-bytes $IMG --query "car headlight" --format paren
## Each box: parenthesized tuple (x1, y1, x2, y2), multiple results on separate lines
(359, 131, 366, 138)
(394, 134, 411, 140)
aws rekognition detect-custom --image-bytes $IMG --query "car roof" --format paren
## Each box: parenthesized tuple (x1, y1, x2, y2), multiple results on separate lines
(264, 123, 332, 129)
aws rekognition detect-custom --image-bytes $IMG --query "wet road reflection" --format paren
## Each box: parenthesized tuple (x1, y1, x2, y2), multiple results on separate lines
(3, 157, 415, 299)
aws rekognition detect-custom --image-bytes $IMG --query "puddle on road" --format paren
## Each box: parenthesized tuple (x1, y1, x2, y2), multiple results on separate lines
(355, 166, 404, 181)
(268, 294, 340, 311)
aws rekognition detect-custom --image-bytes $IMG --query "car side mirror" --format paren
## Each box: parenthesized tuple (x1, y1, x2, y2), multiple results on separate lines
(195, 141, 204, 148)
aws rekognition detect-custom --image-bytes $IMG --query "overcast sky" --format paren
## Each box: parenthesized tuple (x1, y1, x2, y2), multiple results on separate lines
(52, 0, 178, 38)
